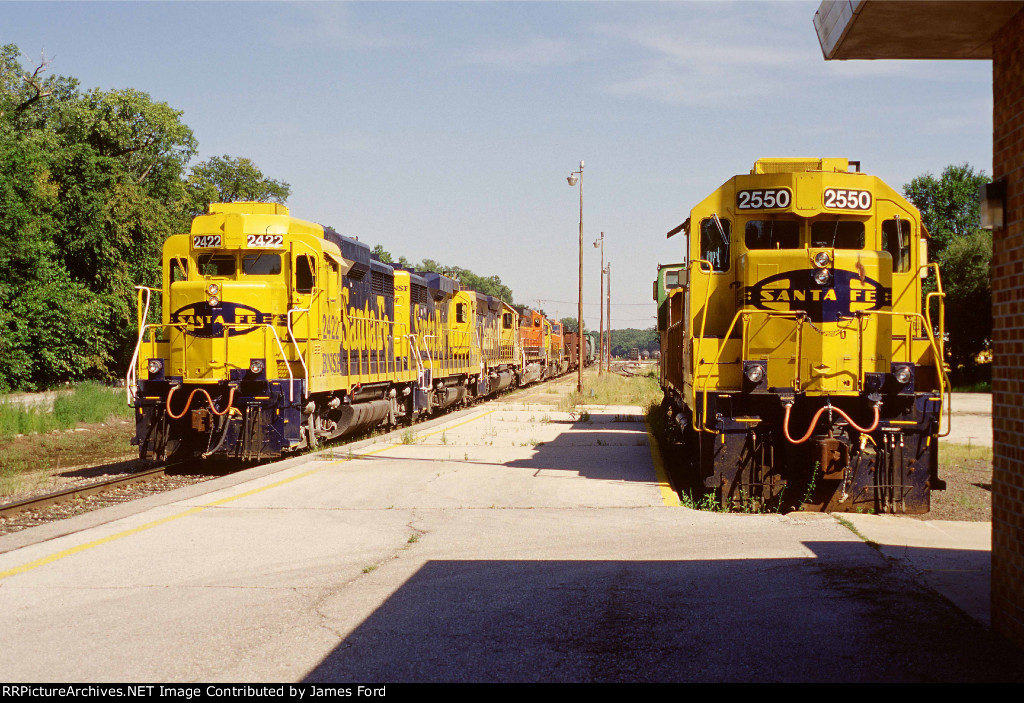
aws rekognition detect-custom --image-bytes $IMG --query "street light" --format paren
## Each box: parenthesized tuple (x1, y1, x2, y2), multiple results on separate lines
(593, 232, 604, 376)
(567, 160, 584, 393)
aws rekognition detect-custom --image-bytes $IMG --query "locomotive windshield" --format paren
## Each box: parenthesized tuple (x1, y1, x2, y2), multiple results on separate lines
(242, 252, 282, 276)
(744, 219, 800, 249)
(810, 219, 865, 249)
(198, 254, 236, 277)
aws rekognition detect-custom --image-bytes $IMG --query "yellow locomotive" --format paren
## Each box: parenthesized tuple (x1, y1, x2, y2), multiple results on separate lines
(129, 202, 524, 460)
(656, 158, 949, 513)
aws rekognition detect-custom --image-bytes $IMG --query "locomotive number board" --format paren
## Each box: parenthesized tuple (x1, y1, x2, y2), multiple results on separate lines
(246, 234, 284, 247)
(736, 188, 792, 210)
(192, 235, 222, 248)
(823, 188, 872, 211)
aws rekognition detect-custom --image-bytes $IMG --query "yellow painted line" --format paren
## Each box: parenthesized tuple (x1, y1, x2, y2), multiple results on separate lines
(0, 407, 491, 582)
(644, 419, 680, 507)
(0, 464, 333, 583)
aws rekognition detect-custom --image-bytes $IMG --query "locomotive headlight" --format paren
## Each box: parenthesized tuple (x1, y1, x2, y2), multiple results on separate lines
(893, 365, 913, 385)
(207, 283, 219, 296)
(147, 358, 163, 375)
(813, 268, 831, 286)
(249, 359, 265, 375)
(208, 295, 220, 307)
(745, 364, 765, 384)
(813, 251, 831, 268)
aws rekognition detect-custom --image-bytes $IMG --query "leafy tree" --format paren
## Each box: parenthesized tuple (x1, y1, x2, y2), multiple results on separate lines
(903, 163, 989, 261)
(903, 163, 991, 379)
(609, 328, 658, 358)
(185, 155, 290, 216)
(0, 45, 285, 390)
(559, 317, 585, 334)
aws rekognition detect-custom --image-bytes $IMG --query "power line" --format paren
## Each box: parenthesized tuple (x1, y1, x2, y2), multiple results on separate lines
(534, 298, 652, 306)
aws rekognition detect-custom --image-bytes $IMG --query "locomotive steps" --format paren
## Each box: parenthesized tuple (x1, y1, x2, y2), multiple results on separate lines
(0, 372, 1011, 682)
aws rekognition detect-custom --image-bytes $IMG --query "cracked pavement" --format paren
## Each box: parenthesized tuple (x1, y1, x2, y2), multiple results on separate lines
(0, 398, 1018, 682)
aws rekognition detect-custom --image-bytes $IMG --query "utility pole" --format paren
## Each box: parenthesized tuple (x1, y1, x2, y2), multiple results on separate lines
(606, 262, 611, 372)
(594, 232, 605, 375)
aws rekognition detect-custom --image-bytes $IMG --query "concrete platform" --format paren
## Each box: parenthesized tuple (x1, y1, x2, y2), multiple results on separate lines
(0, 396, 1017, 682)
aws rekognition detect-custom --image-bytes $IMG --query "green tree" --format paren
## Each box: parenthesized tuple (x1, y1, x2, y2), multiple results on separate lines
(0, 45, 286, 389)
(903, 163, 989, 261)
(185, 155, 290, 216)
(609, 328, 658, 358)
(559, 317, 585, 334)
(903, 163, 991, 379)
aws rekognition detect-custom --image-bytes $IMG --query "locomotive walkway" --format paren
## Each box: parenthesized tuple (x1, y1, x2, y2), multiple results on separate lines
(0, 382, 1016, 682)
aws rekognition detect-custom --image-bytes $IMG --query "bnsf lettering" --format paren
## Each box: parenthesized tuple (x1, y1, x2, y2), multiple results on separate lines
(322, 350, 345, 375)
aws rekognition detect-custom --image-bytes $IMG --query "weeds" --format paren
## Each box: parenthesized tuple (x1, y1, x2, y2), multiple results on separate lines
(800, 462, 820, 508)
(679, 490, 725, 512)
(401, 428, 417, 444)
(0, 383, 131, 440)
(578, 409, 591, 423)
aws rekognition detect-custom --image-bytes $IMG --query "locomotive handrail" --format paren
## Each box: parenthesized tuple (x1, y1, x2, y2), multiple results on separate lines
(691, 259, 715, 382)
(286, 308, 311, 398)
(855, 308, 951, 437)
(921, 262, 946, 363)
(693, 308, 804, 432)
(127, 285, 161, 403)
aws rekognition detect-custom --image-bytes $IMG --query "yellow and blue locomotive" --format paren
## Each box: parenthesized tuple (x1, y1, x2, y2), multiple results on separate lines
(656, 158, 949, 513)
(129, 202, 524, 461)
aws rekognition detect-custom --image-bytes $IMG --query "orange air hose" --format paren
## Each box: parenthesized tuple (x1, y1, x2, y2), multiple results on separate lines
(166, 386, 236, 420)
(782, 402, 880, 445)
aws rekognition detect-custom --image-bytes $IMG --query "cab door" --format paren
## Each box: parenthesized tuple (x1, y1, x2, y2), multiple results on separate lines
(290, 249, 320, 387)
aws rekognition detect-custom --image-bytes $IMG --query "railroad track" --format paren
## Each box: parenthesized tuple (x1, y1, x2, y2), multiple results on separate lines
(0, 464, 179, 521)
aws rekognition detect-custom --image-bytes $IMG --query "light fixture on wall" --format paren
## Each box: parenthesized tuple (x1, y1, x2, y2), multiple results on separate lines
(980, 179, 1007, 230)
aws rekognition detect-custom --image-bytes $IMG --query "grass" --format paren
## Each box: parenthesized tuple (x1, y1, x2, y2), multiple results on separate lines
(559, 369, 662, 412)
(834, 515, 882, 551)
(0, 383, 131, 440)
(0, 384, 136, 497)
(400, 428, 417, 444)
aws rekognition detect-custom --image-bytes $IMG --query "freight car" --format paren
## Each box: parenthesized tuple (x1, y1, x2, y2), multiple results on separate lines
(656, 158, 949, 513)
(128, 202, 553, 461)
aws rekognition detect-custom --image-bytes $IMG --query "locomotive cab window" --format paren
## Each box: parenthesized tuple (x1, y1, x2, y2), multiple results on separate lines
(810, 219, 865, 249)
(242, 253, 282, 276)
(503, 312, 514, 329)
(665, 270, 682, 288)
(700, 217, 731, 271)
(744, 219, 800, 250)
(170, 258, 188, 282)
(198, 254, 236, 277)
(882, 218, 912, 273)
(295, 255, 315, 294)
(456, 302, 468, 323)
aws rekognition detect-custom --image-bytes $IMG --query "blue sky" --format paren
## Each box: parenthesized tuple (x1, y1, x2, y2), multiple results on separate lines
(6, 1, 992, 329)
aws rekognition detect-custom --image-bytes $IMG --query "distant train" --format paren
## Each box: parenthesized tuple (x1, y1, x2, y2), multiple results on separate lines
(128, 202, 586, 461)
(656, 158, 949, 513)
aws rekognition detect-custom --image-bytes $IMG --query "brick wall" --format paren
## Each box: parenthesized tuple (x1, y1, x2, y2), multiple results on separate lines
(992, 7, 1024, 648)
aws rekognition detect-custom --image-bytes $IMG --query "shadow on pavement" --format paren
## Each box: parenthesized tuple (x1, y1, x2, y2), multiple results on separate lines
(303, 541, 1022, 683)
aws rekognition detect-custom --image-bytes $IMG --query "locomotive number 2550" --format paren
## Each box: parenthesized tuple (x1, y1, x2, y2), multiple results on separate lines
(737, 188, 791, 210)
(823, 189, 872, 210)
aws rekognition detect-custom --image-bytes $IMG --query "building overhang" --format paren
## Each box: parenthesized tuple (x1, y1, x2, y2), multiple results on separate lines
(814, 0, 1023, 60)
